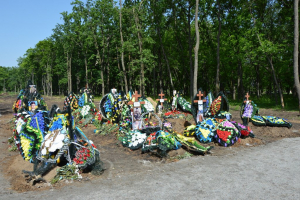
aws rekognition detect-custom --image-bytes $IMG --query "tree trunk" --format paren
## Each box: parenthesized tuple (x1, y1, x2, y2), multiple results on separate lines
(67, 52, 72, 93)
(158, 49, 163, 93)
(255, 64, 260, 98)
(119, 0, 128, 94)
(76, 75, 80, 93)
(268, 56, 284, 108)
(294, 0, 300, 114)
(193, 0, 200, 97)
(158, 26, 174, 92)
(129, 54, 132, 90)
(255, 30, 284, 108)
(188, 2, 193, 101)
(107, 49, 110, 91)
(101, 36, 106, 95)
(92, 27, 104, 96)
(216, 0, 221, 94)
(133, 6, 145, 95)
(42, 75, 46, 95)
(84, 50, 88, 88)
(117, 46, 124, 91)
(233, 85, 236, 100)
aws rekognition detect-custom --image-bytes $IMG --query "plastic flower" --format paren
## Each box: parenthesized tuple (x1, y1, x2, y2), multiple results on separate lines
(80, 105, 91, 117)
(16, 118, 25, 133)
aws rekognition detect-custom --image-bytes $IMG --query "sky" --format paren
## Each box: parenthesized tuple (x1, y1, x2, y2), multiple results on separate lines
(0, 0, 74, 67)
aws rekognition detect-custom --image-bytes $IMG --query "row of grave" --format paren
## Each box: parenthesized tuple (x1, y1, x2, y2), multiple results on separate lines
(96, 88, 292, 156)
(10, 82, 292, 184)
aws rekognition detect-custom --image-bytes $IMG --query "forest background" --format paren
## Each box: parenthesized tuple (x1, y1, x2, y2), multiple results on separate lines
(1, 0, 300, 110)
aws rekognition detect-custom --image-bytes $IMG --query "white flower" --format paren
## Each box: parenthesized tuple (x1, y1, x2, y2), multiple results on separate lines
(16, 118, 25, 133)
(80, 105, 91, 117)
(138, 138, 145, 143)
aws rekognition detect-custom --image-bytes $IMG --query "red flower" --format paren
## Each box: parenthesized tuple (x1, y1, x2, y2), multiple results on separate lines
(87, 154, 90, 157)
(241, 130, 249, 136)
(79, 121, 82, 124)
(217, 130, 231, 142)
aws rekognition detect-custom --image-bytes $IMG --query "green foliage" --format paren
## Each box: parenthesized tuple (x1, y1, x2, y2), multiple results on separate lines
(51, 164, 79, 184)
(94, 122, 119, 135)
(2, 0, 297, 108)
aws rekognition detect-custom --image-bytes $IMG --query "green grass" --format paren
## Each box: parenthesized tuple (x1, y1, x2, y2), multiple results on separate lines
(227, 94, 299, 111)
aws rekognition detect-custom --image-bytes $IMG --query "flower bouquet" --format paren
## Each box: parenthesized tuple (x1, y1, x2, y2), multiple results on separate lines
(73, 147, 95, 169)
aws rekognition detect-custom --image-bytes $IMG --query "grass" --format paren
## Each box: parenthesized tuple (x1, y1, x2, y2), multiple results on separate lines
(227, 94, 299, 111)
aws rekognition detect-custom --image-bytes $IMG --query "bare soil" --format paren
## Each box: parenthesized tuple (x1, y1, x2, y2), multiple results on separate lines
(0, 93, 299, 193)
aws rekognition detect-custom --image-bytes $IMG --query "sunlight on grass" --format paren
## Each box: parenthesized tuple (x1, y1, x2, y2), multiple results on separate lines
(227, 94, 299, 111)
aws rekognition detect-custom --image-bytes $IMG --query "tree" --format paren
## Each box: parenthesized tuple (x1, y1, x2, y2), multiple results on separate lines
(0, 66, 9, 92)
(215, 0, 221, 94)
(294, 0, 300, 113)
(119, 0, 129, 93)
(193, 0, 200, 96)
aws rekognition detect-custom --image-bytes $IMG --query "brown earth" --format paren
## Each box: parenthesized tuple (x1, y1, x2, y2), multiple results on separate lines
(0, 93, 299, 193)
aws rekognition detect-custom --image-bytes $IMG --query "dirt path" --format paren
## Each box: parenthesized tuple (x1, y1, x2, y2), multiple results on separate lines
(1, 137, 300, 199)
(0, 93, 300, 199)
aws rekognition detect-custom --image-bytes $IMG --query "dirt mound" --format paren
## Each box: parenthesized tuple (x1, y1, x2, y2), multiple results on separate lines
(0, 94, 299, 192)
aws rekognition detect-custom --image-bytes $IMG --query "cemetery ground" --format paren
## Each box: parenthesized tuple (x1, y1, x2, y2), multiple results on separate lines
(0, 93, 300, 199)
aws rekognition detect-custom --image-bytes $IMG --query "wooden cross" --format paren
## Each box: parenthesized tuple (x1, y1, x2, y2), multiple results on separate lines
(156, 91, 167, 110)
(194, 91, 207, 122)
(128, 90, 145, 106)
(244, 93, 251, 104)
(128, 91, 145, 130)
(194, 91, 206, 104)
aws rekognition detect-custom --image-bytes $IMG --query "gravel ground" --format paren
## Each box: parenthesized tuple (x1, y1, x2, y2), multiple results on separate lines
(1, 136, 299, 200)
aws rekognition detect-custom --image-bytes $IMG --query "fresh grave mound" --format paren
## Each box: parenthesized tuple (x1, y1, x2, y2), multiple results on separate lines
(100, 91, 259, 158)
(9, 84, 103, 189)
(2, 91, 300, 192)
(13, 105, 103, 184)
(118, 112, 213, 156)
(240, 94, 292, 128)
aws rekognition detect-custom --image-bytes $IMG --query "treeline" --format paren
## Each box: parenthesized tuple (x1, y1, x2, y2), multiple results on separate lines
(0, 0, 299, 108)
